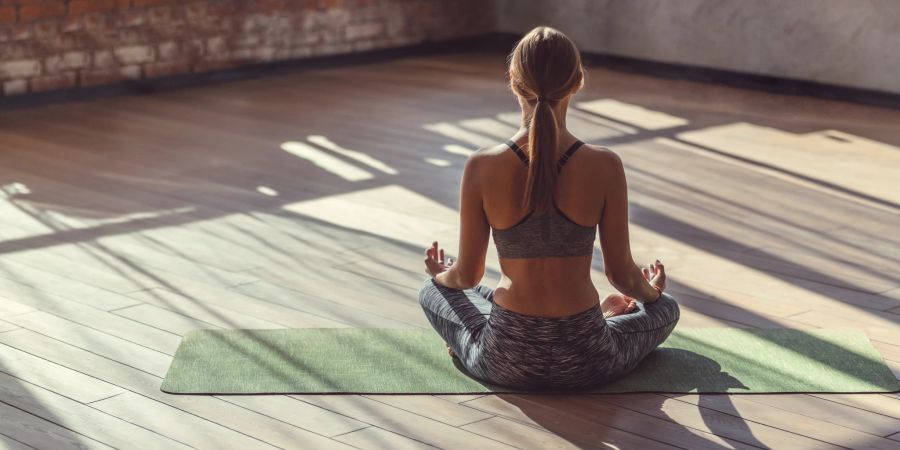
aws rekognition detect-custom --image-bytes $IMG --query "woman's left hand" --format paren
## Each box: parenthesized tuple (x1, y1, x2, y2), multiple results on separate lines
(424, 240, 453, 277)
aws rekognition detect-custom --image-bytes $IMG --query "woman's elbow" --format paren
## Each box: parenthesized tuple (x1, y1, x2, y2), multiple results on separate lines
(605, 267, 626, 286)
(455, 268, 483, 290)
(605, 268, 636, 292)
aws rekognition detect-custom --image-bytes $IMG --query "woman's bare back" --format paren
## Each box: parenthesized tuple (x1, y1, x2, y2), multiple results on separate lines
(477, 137, 622, 317)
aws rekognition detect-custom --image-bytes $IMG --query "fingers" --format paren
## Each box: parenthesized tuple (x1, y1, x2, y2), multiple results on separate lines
(653, 260, 665, 281)
(625, 296, 636, 311)
(645, 259, 665, 278)
(424, 243, 437, 275)
(424, 241, 453, 276)
(424, 259, 437, 276)
(425, 242, 440, 262)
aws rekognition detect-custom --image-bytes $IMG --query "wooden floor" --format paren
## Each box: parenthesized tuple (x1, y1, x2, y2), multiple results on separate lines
(0, 50, 899, 449)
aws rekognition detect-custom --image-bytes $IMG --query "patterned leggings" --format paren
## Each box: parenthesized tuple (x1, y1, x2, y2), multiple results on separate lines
(418, 277, 680, 390)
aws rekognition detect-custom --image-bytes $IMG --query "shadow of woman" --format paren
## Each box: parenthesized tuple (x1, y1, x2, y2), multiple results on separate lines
(459, 349, 768, 449)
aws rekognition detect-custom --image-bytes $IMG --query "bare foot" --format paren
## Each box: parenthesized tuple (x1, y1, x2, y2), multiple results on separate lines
(447, 345, 457, 358)
(601, 293, 637, 319)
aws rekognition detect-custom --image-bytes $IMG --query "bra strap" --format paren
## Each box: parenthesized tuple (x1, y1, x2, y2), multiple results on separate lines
(504, 140, 529, 166)
(557, 140, 584, 170)
(505, 139, 585, 169)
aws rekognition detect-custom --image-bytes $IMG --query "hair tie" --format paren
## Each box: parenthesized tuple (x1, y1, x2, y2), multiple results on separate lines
(536, 96, 547, 103)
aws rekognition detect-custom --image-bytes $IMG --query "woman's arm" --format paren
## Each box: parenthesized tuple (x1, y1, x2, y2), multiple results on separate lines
(598, 151, 663, 302)
(433, 153, 490, 290)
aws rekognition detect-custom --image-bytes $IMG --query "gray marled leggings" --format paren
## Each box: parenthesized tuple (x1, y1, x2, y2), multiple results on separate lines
(418, 277, 680, 390)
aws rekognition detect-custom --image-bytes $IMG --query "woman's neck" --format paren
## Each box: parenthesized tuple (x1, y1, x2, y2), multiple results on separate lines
(510, 125, 577, 149)
(518, 96, 572, 130)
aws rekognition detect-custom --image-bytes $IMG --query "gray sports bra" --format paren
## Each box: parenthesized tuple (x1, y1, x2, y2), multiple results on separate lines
(491, 139, 596, 259)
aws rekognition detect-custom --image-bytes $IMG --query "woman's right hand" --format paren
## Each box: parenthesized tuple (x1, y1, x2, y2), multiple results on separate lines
(642, 259, 666, 294)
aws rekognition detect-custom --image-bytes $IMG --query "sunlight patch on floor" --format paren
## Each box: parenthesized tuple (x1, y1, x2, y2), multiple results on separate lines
(282, 184, 458, 246)
(306, 135, 398, 175)
(458, 117, 518, 140)
(675, 123, 900, 206)
(628, 224, 900, 320)
(256, 186, 279, 196)
(565, 108, 641, 136)
(423, 122, 497, 147)
(443, 144, 475, 156)
(0, 184, 56, 240)
(425, 158, 451, 167)
(281, 141, 373, 181)
(576, 99, 689, 130)
(2, 191, 196, 236)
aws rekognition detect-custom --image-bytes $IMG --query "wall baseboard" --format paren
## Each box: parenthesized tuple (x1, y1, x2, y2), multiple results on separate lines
(581, 50, 900, 112)
(2, 31, 897, 111)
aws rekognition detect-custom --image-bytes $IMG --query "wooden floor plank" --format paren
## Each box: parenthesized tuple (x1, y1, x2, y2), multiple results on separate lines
(463, 394, 758, 450)
(221, 396, 369, 438)
(0, 291, 181, 354)
(461, 416, 642, 450)
(3, 312, 172, 376)
(232, 279, 417, 328)
(0, 372, 191, 450)
(598, 393, 843, 450)
(434, 394, 488, 403)
(362, 394, 493, 427)
(0, 265, 139, 312)
(0, 297, 35, 317)
(111, 303, 221, 336)
(0, 433, 36, 450)
(292, 394, 518, 450)
(123, 288, 286, 330)
(0, 401, 112, 450)
(333, 426, 440, 450)
(91, 392, 280, 449)
(666, 393, 900, 449)
(126, 286, 347, 329)
(734, 393, 900, 436)
(0, 329, 355, 449)
(0, 343, 123, 404)
(808, 393, 900, 421)
(244, 265, 431, 327)
(5, 239, 259, 293)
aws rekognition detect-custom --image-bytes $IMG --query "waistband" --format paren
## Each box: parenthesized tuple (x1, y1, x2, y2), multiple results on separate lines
(490, 300, 602, 323)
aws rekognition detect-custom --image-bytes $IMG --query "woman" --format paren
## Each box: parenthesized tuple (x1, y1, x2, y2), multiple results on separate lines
(418, 26, 680, 391)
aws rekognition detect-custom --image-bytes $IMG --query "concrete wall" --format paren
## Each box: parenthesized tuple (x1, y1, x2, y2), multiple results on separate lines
(496, 0, 900, 95)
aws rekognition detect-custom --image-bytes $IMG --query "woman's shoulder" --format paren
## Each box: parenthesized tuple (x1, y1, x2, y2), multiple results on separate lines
(579, 142, 619, 161)
(470, 143, 512, 159)
(572, 143, 623, 175)
(462, 143, 513, 170)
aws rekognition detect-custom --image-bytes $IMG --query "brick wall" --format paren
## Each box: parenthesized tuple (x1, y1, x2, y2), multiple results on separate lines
(0, 0, 496, 96)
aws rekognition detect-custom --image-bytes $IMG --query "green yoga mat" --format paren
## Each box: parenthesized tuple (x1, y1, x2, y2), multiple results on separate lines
(160, 328, 900, 394)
